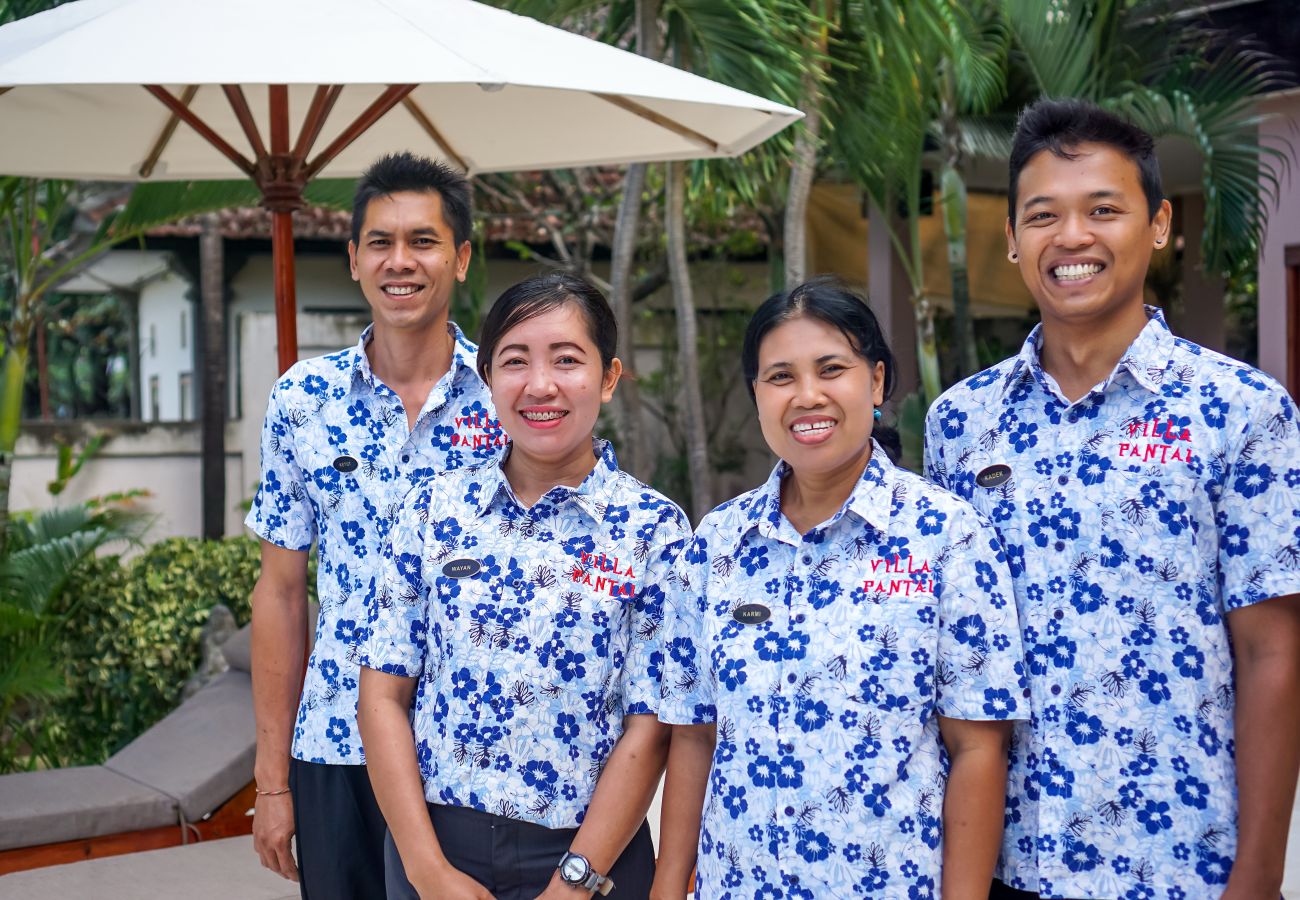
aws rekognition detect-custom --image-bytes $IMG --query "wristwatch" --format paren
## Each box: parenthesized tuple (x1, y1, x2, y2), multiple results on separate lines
(557, 850, 614, 895)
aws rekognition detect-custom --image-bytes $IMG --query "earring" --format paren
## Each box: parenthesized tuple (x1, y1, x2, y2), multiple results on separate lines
(873, 408, 882, 422)
(1155, 238, 1165, 247)
(1009, 251, 1019, 262)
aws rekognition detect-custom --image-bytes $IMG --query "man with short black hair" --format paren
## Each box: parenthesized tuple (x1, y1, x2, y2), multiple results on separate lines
(926, 98, 1300, 899)
(246, 152, 500, 899)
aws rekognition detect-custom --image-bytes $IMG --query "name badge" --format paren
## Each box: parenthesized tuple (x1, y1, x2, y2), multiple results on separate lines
(975, 464, 1011, 488)
(332, 455, 359, 473)
(443, 558, 481, 579)
(733, 603, 771, 625)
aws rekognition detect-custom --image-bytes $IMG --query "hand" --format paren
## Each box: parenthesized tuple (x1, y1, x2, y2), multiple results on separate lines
(252, 792, 298, 881)
(408, 859, 495, 900)
(534, 869, 593, 899)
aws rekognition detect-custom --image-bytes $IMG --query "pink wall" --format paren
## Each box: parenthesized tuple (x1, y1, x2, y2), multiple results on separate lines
(1258, 92, 1300, 389)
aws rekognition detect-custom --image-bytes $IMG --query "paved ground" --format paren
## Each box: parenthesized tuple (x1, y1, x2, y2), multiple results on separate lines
(1, 790, 1298, 897)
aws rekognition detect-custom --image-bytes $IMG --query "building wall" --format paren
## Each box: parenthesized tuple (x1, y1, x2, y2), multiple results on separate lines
(136, 270, 196, 422)
(1258, 91, 1300, 391)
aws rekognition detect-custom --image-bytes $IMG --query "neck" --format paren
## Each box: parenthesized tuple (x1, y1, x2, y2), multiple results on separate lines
(366, 318, 454, 390)
(1038, 303, 1149, 403)
(781, 442, 872, 535)
(503, 438, 599, 508)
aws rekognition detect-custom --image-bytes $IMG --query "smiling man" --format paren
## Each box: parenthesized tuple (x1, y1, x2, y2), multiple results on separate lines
(925, 99, 1300, 899)
(244, 153, 499, 899)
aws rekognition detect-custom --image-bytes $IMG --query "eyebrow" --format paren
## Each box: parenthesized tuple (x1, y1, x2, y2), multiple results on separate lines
(496, 341, 588, 355)
(364, 226, 442, 239)
(1022, 189, 1124, 209)
(760, 353, 851, 374)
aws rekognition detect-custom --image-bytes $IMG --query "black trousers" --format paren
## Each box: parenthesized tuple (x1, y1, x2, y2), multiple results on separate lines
(990, 880, 1091, 900)
(384, 803, 656, 900)
(289, 758, 388, 900)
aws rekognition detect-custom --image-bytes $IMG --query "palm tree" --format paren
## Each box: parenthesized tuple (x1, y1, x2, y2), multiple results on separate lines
(0, 499, 145, 771)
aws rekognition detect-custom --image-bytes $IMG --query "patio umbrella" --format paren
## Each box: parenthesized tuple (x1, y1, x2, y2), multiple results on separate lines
(0, 0, 800, 372)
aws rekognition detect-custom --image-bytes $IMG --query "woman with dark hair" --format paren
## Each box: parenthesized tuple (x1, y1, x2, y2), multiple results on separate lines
(357, 272, 689, 900)
(654, 277, 1028, 899)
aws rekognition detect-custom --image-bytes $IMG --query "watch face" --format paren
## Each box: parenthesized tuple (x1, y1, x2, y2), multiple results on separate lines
(560, 855, 588, 882)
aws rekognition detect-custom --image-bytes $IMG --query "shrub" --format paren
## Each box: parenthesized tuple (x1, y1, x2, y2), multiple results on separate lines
(47, 536, 261, 765)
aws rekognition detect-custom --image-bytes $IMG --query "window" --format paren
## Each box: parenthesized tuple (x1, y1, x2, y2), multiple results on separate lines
(149, 375, 160, 421)
(178, 372, 192, 421)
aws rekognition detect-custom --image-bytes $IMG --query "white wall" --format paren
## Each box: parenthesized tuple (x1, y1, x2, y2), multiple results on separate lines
(1258, 92, 1300, 390)
(137, 270, 196, 422)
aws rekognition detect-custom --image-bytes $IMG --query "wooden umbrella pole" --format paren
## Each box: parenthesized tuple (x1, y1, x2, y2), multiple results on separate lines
(270, 208, 299, 375)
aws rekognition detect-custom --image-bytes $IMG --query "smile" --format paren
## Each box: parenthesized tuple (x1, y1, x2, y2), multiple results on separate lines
(792, 419, 834, 435)
(520, 410, 567, 421)
(1052, 263, 1103, 282)
(383, 284, 421, 296)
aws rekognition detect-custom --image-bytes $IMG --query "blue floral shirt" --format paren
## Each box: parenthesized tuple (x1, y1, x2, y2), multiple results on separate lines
(925, 308, 1300, 898)
(659, 444, 1028, 899)
(358, 439, 689, 829)
(245, 324, 500, 765)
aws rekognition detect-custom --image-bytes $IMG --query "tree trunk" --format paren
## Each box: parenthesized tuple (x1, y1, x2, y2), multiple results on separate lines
(35, 312, 50, 419)
(783, 30, 826, 291)
(912, 291, 942, 406)
(940, 166, 977, 381)
(0, 338, 32, 555)
(199, 215, 227, 541)
(609, 161, 647, 479)
(119, 290, 142, 421)
(666, 161, 712, 521)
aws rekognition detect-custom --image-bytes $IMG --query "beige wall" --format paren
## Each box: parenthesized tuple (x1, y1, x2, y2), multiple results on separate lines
(1259, 91, 1300, 391)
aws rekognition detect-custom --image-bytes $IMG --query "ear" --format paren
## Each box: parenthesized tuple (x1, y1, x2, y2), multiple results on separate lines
(455, 240, 472, 283)
(347, 240, 360, 282)
(1151, 199, 1173, 247)
(1004, 218, 1017, 261)
(600, 358, 624, 404)
(870, 360, 886, 408)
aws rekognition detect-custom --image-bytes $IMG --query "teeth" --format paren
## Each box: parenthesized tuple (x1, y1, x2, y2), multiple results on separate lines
(522, 410, 566, 421)
(1053, 263, 1102, 281)
(385, 285, 419, 295)
(792, 421, 833, 434)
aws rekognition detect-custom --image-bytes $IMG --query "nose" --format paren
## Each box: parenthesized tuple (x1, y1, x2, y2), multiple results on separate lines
(525, 362, 557, 398)
(387, 239, 415, 272)
(1054, 211, 1095, 249)
(791, 374, 826, 409)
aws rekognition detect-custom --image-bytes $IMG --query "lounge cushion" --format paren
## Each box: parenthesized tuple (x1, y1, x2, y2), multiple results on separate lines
(105, 670, 255, 822)
(0, 766, 175, 850)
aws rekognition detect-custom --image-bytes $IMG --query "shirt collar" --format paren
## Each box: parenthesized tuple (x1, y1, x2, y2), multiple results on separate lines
(726, 439, 895, 554)
(350, 322, 478, 390)
(999, 306, 1174, 398)
(472, 438, 621, 523)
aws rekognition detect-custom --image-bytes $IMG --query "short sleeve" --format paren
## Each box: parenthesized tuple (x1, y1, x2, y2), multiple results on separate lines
(657, 533, 717, 725)
(619, 504, 689, 716)
(1219, 385, 1300, 611)
(356, 484, 433, 676)
(244, 377, 315, 551)
(923, 398, 950, 490)
(932, 503, 1029, 721)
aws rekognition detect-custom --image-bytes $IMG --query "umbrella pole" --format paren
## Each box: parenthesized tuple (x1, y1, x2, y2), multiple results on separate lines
(271, 209, 298, 375)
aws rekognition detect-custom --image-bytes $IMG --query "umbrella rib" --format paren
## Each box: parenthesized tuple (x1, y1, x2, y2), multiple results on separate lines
(401, 97, 469, 173)
(139, 84, 199, 178)
(594, 93, 719, 153)
(144, 85, 257, 177)
(290, 85, 343, 177)
(302, 84, 417, 181)
(222, 85, 271, 180)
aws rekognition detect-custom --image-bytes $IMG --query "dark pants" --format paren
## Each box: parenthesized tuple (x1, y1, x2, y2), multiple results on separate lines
(289, 758, 388, 900)
(384, 803, 656, 900)
(990, 881, 1091, 900)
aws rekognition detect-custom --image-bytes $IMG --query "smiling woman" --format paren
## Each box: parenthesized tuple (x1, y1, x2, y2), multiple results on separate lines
(356, 274, 689, 900)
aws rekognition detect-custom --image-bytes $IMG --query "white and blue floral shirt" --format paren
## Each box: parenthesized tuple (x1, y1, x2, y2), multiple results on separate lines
(925, 308, 1300, 898)
(245, 324, 500, 765)
(659, 443, 1028, 899)
(358, 439, 689, 829)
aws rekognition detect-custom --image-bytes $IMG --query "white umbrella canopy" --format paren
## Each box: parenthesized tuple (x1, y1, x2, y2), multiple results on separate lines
(0, 0, 800, 369)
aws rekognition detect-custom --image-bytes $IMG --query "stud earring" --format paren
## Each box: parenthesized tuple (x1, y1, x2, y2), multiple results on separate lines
(1009, 251, 1018, 262)
(873, 408, 882, 422)
(1155, 238, 1165, 247)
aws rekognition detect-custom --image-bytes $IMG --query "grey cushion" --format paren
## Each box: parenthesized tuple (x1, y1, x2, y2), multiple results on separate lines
(221, 624, 251, 673)
(106, 669, 255, 822)
(0, 766, 175, 850)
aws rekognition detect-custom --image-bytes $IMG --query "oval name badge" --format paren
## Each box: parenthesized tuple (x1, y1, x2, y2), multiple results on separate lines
(975, 464, 1011, 489)
(442, 558, 481, 579)
(733, 603, 771, 625)
(332, 455, 359, 473)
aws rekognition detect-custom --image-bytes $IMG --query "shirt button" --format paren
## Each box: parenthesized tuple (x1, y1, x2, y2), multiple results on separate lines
(795, 614, 806, 624)
(1051, 684, 1061, 696)
(1067, 410, 1079, 423)
(1053, 609, 1064, 620)
(402, 454, 410, 463)
(1054, 541, 1065, 552)
(784, 806, 795, 817)
(801, 555, 812, 565)
(786, 673, 797, 684)
(1057, 474, 1068, 486)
